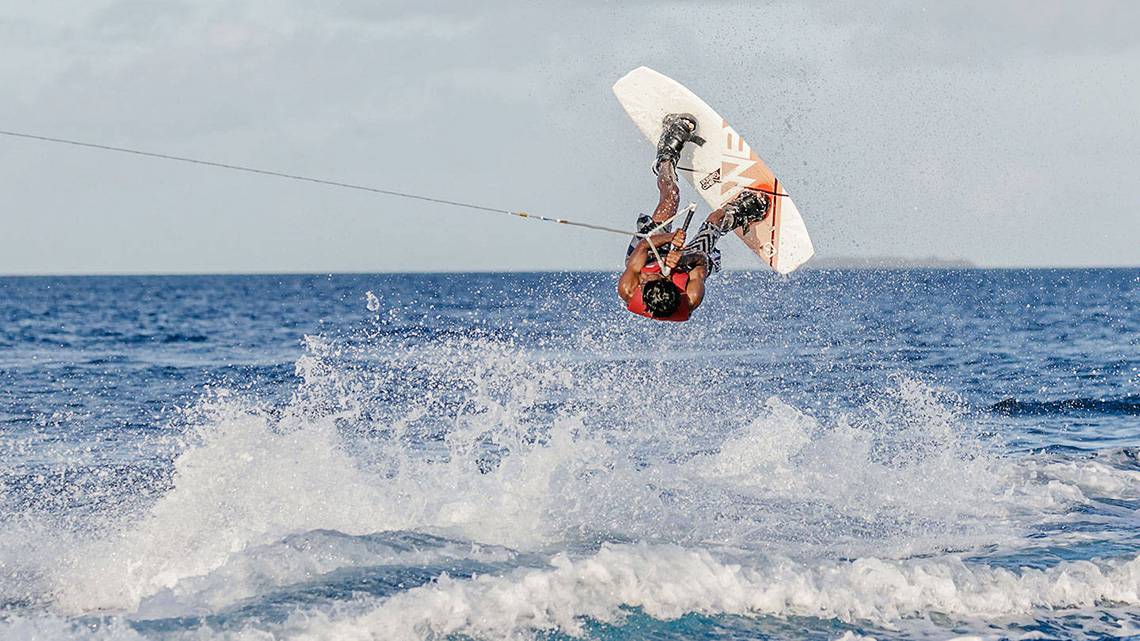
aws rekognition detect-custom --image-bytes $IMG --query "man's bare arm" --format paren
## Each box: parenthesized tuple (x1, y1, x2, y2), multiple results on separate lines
(627, 232, 679, 267)
(620, 230, 686, 303)
(685, 265, 709, 310)
(617, 263, 640, 302)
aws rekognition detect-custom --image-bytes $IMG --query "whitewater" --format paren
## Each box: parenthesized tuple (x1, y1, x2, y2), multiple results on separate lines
(0, 270, 1136, 640)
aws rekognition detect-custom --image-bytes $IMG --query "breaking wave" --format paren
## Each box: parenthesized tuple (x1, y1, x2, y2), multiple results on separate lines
(3, 331, 1137, 639)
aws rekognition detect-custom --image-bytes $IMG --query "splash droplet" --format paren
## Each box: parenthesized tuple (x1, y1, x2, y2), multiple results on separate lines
(364, 291, 381, 312)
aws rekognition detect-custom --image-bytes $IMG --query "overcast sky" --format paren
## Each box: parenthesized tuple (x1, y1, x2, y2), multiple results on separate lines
(1, 0, 1137, 274)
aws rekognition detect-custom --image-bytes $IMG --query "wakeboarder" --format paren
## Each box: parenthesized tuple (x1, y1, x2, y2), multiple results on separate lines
(617, 114, 769, 321)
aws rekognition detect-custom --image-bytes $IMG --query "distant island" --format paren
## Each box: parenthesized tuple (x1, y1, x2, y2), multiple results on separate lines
(803, 256, 978, 269)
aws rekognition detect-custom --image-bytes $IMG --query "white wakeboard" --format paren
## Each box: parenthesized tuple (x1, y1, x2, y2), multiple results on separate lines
(613, 66, 814, 274)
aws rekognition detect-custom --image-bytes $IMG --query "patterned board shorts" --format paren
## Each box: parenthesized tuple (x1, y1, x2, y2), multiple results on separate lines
(626, 213, 722, 274)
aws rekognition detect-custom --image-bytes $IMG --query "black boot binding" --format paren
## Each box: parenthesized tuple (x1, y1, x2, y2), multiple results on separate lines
(653, 113, 698, 176)
(721, 190, 770, 233)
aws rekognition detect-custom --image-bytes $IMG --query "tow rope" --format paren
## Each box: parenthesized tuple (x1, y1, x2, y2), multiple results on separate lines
(0, 128, 660, 239)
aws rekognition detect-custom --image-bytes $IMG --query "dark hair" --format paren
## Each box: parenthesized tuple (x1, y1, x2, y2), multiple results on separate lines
(642, 279, 682, 317)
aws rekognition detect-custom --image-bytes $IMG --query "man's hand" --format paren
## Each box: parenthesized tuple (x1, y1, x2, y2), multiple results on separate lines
(662, 229, 685, 272)
(671, 229, 686, 248)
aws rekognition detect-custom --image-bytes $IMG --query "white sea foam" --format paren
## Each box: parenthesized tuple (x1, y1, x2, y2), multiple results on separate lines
(0, 616, 145, 641)
(832, 633, 878, 641)
(259, 544, 1140, 641)
(22, 334, 1138, 631)
(1031, 459, 1140, 498)
(53, 399, 398, 612)
(132, 530, 518, 619)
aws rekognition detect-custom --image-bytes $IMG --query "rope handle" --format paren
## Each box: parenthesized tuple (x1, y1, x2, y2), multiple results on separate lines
(662, 202, 697, 277)
(643, 207, 686, 269)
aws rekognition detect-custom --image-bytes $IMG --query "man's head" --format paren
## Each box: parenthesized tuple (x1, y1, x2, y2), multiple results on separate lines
(641, 279, 682, 318)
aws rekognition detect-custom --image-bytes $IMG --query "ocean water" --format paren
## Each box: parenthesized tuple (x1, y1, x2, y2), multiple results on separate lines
(0, 269, 1137, 641)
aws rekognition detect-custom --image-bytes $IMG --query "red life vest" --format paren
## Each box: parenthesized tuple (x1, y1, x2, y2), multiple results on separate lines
(626, 263, 691, 322)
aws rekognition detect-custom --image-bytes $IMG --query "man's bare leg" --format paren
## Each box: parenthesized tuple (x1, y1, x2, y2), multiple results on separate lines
(627, 159, 681, 258)
(651, 159, 680, 223)
(679, 206, 729, 274)
(681, 190, 770, 273)
(704, 189, 769, 232)
(705, 207, 728, 229)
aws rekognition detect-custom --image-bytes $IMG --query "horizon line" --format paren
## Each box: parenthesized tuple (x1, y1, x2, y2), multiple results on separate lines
(2, 265, 1138, 278)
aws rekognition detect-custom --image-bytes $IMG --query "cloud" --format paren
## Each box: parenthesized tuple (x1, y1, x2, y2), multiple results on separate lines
(0, 0, 1136, 273)
(831, 0, 1140, 68)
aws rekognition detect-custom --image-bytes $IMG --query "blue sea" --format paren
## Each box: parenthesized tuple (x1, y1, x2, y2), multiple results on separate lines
(1, 269, 1137, 641)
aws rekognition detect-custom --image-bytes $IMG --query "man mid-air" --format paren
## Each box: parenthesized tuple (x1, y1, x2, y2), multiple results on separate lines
(617, 114, 770, 322)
